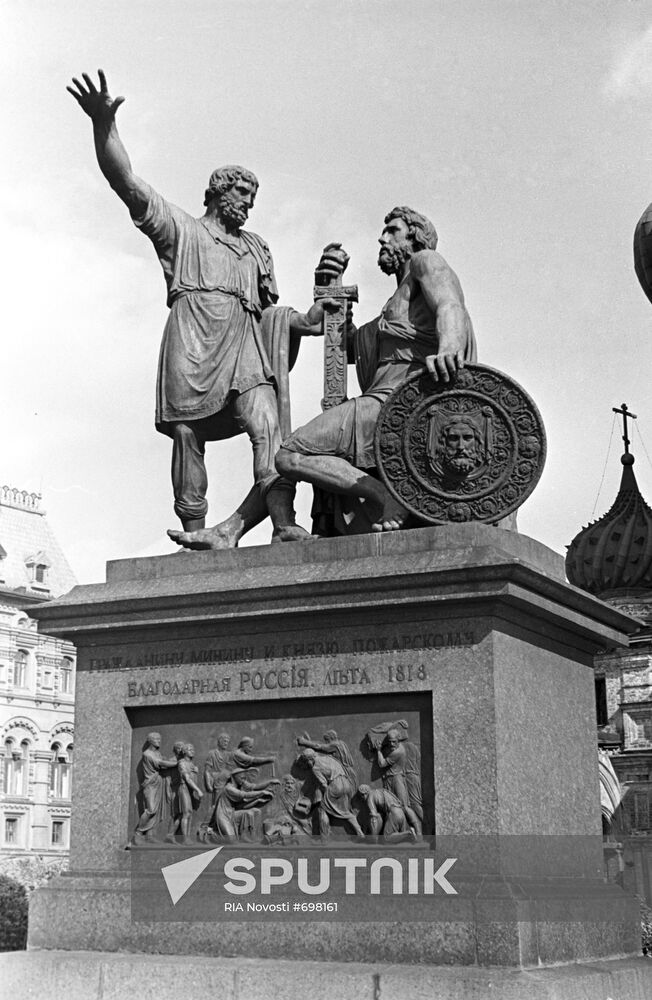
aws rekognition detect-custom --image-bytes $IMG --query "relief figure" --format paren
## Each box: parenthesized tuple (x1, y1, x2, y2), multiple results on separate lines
(262, 774, 312, 844)
(296, 729, 358, 790)
(366, 719, 424, 829)
(212, 768, 280, 841)
(132, 732, 178, 844)
(166, 742, 203, 844)
(298, 748, 364, 838)
(376, 728, 423, 832)
(357, 784, 419, 843)
(232, 736, 277, 773)
(204, 732, 236, 805)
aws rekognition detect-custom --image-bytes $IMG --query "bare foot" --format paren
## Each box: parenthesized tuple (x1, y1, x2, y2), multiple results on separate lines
(271, 524, 316, 543)
(367, 484, 409, 532)
(167, 523, 239, 551)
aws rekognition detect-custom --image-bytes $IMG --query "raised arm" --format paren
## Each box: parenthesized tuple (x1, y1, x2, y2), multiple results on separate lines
(235, 750, 277, 767)
(157, 755, 179, 771)
(298, 735, 337, 755)
(67, 70, 148, 215)
(411, 250, 472, 382)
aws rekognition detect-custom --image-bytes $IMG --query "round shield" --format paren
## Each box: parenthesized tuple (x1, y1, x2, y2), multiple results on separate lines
(374, 363, 546, 525)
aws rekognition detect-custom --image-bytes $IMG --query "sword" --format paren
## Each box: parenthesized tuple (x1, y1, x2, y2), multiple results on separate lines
(314, 268, 358, 411)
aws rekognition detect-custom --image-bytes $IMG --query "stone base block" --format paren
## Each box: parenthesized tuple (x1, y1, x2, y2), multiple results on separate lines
(3, 951, 652, 1000)
(28, 871, 641, 967)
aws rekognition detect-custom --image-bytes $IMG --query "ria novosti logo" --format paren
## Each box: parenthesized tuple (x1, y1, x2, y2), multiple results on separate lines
(161, 847, 458, 905)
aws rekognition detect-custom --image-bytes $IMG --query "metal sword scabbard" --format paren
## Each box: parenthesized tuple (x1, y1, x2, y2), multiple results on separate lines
(313, 276, 358, 411)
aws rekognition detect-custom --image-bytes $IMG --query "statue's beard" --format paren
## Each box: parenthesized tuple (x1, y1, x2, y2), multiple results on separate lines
(219, 193, 249, 228)
(444, 453, 478, 475)
(378, 240, 412, 274)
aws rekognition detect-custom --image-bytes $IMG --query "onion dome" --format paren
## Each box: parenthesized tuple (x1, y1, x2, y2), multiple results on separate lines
(566, 451, 652, 596)
(634, 200, 652, 306)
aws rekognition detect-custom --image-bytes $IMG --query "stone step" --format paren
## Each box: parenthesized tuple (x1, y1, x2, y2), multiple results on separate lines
(3, 951, 652, 1000)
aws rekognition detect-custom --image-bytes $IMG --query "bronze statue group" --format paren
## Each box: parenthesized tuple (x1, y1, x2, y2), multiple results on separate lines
(68, 70, 476, 549)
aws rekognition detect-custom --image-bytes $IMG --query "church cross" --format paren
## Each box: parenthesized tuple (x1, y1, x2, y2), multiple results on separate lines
(612, 402, 637, 455)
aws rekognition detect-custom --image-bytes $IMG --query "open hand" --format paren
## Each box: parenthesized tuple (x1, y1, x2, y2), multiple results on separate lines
(425, 350, 465, 383)
(67, 69, 125, 122)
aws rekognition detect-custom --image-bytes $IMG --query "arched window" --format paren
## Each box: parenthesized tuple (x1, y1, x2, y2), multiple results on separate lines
(59, 658, 73, 695)
(3, 738, 13, 793)
(50, 742, 73, 799)
(3, 738, 29, 796)
(13, 651, 28, 688)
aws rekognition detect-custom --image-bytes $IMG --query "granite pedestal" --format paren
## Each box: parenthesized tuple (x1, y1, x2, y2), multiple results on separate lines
(14, 524, 652, 997)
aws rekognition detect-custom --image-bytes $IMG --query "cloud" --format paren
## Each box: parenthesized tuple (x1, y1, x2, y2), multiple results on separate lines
(604, 24, 652, 100)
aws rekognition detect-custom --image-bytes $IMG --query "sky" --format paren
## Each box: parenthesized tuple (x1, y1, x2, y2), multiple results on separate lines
(4, 0, 652, 585)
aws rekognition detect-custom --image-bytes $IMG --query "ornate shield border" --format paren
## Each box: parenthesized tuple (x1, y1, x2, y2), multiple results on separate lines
(374, 363, 546, 525)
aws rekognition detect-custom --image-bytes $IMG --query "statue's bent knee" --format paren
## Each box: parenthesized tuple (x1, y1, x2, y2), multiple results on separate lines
(275, 447, 296, 477)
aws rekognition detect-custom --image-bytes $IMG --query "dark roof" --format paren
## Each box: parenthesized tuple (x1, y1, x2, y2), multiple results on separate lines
(566, 454, 652, 595)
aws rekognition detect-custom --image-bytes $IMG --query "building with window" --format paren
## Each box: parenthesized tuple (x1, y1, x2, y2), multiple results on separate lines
(0, 485, 77, 856)
(566, 435, 652, 902)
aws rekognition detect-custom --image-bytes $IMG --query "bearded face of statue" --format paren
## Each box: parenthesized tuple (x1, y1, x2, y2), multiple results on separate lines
(377, 217, 413, 275)
(282, 776, 297, 798)
(217, 178, 257, 229)
(385, 730, 400, 751)
(442, 421, 482, 475)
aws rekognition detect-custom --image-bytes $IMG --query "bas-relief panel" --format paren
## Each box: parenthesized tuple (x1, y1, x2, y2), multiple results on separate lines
(127, 692, 434, 846)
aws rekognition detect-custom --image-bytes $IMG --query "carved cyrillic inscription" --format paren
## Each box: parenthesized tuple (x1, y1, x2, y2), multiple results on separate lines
(127, 677, 232, 698)
(125, 662, 442, 700)
(238, 667, 311, 692)
(91, 629, 476, 676)
(325, 667, 370, 686)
